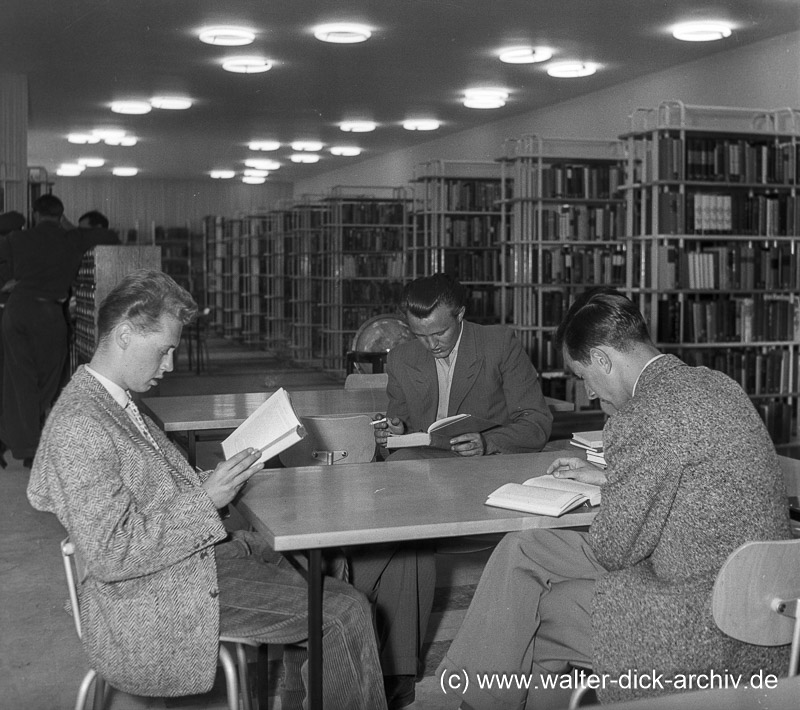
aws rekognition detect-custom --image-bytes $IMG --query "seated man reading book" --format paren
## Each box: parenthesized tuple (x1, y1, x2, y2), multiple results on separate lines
(27, 270, 387, 710)
(437, 286, 792, 710)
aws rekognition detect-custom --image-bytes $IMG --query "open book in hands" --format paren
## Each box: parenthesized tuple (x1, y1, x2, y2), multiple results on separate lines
(385, 413, 499, 449)
(485, 474, 602, 517)
(221, 388, 306, 464)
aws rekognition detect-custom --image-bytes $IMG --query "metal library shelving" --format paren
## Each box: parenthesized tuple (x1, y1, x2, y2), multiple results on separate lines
(411, 159, 507, 324)
(498, 136, 626, 406)
(621, 101, 800, 445)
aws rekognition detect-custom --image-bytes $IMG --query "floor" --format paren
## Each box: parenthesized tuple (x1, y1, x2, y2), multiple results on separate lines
(1, 339, 486, 710)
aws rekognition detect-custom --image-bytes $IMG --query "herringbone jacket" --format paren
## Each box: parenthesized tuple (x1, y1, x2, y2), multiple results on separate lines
(28, 367, 228, 695)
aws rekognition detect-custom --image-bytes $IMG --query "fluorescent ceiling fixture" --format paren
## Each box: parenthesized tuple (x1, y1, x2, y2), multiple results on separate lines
(198, 26, 255, 46)
(546, 61, 597, 78)
(150, 96, 192, 110)
(78, 158, 105, 167)
(403, 119, 441, 131)
(67, 133, 100, 144)
(243, 176, 266, 184)
(222, 56, 272, 73)
(313, 23, 371, 43)
(110, 100, 152, 115)
(92, 128, 125, 140)
(57, 166, 84, 176)
(119, 136, 137, 146)
(330, 146, 361, 156)
(463, 88, 508, 109)
(209, 170, 235, 179)
(672, 21, 732, 41)
(290, 153, 320, 164)
(339, 120, 376, 132)
(498, 46, 553, 64)
(245, 158, 281, 170)
(291, 140, 323, 151)
(248, 140, 280, 151)
(244, 169, 269, 177)
(112, 167, 138, 177)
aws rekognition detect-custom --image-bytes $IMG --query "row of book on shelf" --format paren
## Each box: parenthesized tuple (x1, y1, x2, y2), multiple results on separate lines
(654, 242, 799, 291)
(339, 253, 404, 280)
(512, 246, 627, 288)
(524, 164, 624, 200)
(531, 203, 624, 241)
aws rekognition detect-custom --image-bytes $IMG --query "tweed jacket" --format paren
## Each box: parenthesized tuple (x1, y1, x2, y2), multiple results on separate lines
(385, 320, 552, 454)
(27, 367, 228, 696)
(589, 355, 792, 702)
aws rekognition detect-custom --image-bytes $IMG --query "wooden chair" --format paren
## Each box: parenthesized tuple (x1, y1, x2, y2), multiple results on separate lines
(61, 537, 266, 710)
(279, 414, 377, 467)
(343, 372, 389, 391)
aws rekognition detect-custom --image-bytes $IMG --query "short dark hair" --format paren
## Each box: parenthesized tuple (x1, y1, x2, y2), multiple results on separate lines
(32, 194, 64, 218)
(78, 210, 109, 229)
(97, 270, 197, 344)
(555, 287, 653, 364)
(400, 273, 467, 319)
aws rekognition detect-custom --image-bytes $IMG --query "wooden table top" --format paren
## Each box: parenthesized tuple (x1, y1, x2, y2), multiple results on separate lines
(235, 449, 595, 551)
(141, 389, 574, 433)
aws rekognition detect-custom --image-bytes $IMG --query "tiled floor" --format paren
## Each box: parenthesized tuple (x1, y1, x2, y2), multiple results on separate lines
(1, 343, 487, 710)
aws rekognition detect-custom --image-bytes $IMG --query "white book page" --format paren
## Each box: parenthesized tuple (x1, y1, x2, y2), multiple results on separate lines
(524, 474, 602, 506)
(486, 483, 582, 516)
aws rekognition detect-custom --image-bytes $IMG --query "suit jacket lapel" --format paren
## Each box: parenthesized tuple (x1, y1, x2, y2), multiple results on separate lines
(449, 321, 482, 413)
(406, 343, 439, 425)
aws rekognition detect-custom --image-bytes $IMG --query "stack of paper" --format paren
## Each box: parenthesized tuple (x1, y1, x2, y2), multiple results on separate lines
(570, 430, 606, 469)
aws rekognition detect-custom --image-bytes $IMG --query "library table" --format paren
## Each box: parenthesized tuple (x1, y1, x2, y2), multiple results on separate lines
(235, 448, 595, 709)
(141, 389, 574, 467)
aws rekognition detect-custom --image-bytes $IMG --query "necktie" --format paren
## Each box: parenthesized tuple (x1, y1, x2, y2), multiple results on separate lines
(126, 393, 163, 453)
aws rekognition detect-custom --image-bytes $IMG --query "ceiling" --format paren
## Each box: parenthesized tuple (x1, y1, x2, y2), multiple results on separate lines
(3, 0, 799, 184)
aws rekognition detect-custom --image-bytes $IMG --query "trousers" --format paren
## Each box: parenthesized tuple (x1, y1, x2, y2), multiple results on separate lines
(215, 533, 387, 710)
(437, 529, 606, 710)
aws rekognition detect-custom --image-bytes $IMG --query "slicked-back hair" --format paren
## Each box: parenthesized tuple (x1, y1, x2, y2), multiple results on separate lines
(79, 210, 110, 229)
(555, 286, 653, 365)
(400, 272, 467, 319)
(33, 194, 64, 218)
(97, 269, 197, 345)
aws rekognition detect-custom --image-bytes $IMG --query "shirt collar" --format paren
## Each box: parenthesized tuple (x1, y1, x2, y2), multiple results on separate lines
(632, 353, 667, 397)
(446, 321, 464, 366)
(85, 365, 129, 409)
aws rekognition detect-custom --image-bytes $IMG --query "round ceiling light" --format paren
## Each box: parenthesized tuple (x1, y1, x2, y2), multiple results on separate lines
(313, 23, 372, 44)
(112, 167, 138, 177)
(339, 120, 377, 132)
(672, 21, 732, 41)
(330, 146, 362, 156)
(198, 26, 255, 46)
(498, 46, 553, 64)
(248, 140, 281, 151)
(78, 158, 105, 168)
(290, 153, 320, 164)
(245, 158, 281, 170)
(110, 101, 151, 115)
(209, 170, 235, 179)
(150, 96, 192, 110)
(244, 169, 270, 177)
(243, 176, 266, 184)
(67, 133, 101, 144)
(546, 61, 597, 78)
(291, 140, 324, 151)
(463, 88, 508, 109)
(402, 119, 441, 131)
(57, 163, 85, 176)
(222, 56, 272, 73)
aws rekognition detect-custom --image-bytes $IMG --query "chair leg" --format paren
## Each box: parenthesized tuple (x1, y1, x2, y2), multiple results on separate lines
(235, 643, 253, 710)
(75, 669, 97, 710)
(218, 644, 240, 710)
(91, 675, 106, 710)
(255, 645, 270, 710)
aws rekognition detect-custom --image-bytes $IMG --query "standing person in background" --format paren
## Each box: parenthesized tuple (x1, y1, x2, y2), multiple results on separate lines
(0, 195, 118, 467)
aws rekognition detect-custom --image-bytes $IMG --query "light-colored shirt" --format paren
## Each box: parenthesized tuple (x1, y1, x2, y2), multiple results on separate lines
(435, 323, 464, 420)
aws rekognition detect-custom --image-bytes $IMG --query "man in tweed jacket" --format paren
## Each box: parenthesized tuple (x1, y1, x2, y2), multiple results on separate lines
(438, 287, 792, 710)
(27, 270, 387, 710)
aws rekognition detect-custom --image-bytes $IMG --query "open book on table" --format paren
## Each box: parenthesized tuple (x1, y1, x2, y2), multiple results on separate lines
(385, 413, 498, 449)
(221, 387, 306, 464)
(485, 474, 602, 517)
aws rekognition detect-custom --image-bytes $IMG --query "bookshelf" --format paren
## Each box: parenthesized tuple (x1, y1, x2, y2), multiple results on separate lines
(499, 136, 626, 406)
(319, 186, 409, 374)
(152, 223, 205, 308)
(621, 101, 800, 445)
(411, 160, 507, 323)
(256, 210, 291, 354)
(72, 245, 162, 368)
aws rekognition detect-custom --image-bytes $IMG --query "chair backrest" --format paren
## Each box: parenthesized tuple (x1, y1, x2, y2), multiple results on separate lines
(61, 537, 85, 639)
(279, 414, 376, 467)
(344, 373, 389, 391)
(712, 538, 800, 675)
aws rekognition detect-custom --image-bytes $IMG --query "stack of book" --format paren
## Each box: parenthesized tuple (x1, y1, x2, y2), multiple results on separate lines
(570, 430, 607, 469)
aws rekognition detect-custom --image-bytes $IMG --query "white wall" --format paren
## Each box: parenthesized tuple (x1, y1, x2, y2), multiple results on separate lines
(52, 176, 293, 239)
(294, 31, 800, 196)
